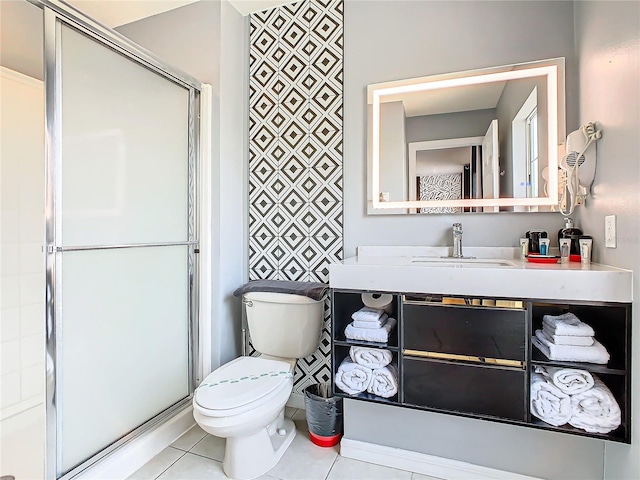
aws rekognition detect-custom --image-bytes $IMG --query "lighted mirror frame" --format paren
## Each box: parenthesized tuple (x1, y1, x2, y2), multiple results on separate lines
(370, 63, 559, 211)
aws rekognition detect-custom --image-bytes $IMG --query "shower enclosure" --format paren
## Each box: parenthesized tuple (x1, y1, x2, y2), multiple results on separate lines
(1, 1, 205, 478)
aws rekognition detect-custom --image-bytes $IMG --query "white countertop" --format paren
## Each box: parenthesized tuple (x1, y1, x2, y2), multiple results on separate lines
(329, 246, 633, 303)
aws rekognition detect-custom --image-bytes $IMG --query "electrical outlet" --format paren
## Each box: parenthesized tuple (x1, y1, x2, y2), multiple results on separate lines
(605, 215, 617, 248)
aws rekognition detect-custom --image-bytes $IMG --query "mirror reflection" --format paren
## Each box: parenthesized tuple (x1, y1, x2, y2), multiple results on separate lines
(368, 58, 565, 214)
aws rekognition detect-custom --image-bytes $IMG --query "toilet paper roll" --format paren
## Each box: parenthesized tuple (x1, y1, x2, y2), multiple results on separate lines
(361, 293, 393, 313)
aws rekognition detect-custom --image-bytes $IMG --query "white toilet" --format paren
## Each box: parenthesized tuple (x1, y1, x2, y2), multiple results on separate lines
(193, 290, 325, 480)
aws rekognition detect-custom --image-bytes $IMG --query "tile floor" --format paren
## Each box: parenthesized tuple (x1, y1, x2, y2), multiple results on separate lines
(128, 408, 442, 480)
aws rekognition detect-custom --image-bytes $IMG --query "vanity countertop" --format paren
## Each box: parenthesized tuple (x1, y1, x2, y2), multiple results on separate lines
(329, 246, 633, 303)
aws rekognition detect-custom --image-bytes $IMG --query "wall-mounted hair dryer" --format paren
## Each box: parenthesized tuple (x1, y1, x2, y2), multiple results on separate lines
(559, 122, 602, 215)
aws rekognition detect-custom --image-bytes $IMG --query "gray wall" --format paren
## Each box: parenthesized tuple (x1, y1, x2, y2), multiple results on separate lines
(117, 0, 247, 369)
(405, 109, 496, 144)
(495, 76, 547, 198)
(344, 0, 577, 256)
(380, 101, 408, 202)
(343, 2, 606, 478)
(573, 2, 640, 478)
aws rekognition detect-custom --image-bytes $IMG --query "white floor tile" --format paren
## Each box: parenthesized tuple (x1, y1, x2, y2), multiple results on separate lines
(157, 452, 227, 479)
(327, 456, 412, 480)
(170, 424, 207, 451)
(266, 421, 339, 480)
(126, 447, 184, 480)
(190, 433, 226, 462)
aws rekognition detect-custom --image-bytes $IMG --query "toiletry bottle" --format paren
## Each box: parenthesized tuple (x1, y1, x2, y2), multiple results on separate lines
(558, 218, 582, 255)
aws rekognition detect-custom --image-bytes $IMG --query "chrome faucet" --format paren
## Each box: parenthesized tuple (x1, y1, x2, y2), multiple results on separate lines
(452, 223, 464, 258)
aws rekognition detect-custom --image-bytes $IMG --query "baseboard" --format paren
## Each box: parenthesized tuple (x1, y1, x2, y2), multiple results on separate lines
(76, 404, 195, 480)
(286, 392, 306, 410)
(340, 438, 542, 480)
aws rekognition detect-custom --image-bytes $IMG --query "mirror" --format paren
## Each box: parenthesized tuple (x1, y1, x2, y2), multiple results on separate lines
(367, 58, 565, 214)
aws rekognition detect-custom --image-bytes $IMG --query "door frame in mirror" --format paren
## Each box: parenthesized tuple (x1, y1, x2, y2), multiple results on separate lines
(368, 59, 563, 212)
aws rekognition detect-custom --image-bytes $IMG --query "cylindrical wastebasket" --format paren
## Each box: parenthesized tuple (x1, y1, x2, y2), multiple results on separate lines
(304, 383, 343, 447)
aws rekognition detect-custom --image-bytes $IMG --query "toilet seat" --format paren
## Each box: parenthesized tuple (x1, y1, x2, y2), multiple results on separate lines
(194, 356, 293, 418)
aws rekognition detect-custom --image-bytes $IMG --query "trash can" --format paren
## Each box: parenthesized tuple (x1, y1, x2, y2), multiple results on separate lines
(304, 383, 343, 447)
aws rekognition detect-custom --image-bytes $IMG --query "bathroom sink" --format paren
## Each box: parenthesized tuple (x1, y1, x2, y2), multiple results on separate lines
(410, 257, 516, 268)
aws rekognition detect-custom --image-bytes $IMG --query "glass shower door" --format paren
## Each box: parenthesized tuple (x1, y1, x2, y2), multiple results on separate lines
(46, 14, 199, 479)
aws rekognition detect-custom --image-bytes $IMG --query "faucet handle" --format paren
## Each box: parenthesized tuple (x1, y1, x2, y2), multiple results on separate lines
(452, 222, 463, 233)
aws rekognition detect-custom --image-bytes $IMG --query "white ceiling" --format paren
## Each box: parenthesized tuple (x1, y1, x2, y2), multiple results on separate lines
(227, 0, 299, 17)
(65, 0, 300, 27)
(65, 0, 199, 27)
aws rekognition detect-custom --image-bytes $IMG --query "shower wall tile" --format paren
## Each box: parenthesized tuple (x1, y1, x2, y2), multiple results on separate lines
(249, 0, 343, 394)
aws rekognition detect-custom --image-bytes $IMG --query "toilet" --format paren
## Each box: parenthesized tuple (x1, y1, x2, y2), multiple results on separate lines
(193, 290, 325, 480)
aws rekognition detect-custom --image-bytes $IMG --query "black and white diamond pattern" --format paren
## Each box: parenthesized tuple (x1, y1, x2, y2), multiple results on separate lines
(249, 0, 343, 394)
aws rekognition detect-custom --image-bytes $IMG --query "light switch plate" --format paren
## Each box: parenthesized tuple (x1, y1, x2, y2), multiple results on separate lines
(605, 215, 617, 248)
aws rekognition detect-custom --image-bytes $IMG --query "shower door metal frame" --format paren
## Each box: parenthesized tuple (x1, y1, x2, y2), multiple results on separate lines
(34, 1, 204, 478)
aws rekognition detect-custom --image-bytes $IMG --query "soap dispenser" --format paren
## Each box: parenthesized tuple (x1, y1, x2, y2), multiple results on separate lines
(558, 217, 583, 255)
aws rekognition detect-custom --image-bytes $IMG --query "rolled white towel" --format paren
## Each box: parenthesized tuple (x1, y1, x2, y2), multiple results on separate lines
(351, 307, 386, 323)
(334, 358, 373, 395)
(542, 325, 594, 346)
(349, 346, 393, 369)
(533, 330, 610, 364)
(542, 313, 595, 337)
(367, 363, 398, 398)
(569, 376, 621, 434)
(530, 372, 571, 427)
(353, 313, 388, 329)
(535, 365, 594, 395)
(345, 318, 397, 344)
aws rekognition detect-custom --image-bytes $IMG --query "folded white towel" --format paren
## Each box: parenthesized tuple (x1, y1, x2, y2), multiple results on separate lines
(530, 372, 572, 427)
(334, 358, 373, 395)
(535, 365, 595, 395)
(353, 314, 388, 329)
(542, 325, 594, 346)
(345, 318, 397, 343)
(351, 307, 386, 323)
(349, 346, 393, 369)
(542, 313, 595, 337)
(533, 330, 610, 364)
(569, 376, 621, 434)
(367, 363, 398, 398)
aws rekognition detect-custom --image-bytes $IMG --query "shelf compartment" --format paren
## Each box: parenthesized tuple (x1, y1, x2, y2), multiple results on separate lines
(332, 290, 399, 348)
(332, 345, 399, 403)
(529, 371, 629, 443)
(531, 302, 629, 373)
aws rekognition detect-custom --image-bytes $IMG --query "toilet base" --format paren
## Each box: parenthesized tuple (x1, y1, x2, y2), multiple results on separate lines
(223, 414, 296, 480)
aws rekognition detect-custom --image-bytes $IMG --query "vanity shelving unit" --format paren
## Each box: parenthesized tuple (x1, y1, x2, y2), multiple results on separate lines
(330, 289, 631, 443)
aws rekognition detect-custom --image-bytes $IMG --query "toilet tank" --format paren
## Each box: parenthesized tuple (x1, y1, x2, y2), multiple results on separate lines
(244, 292, 324, 359)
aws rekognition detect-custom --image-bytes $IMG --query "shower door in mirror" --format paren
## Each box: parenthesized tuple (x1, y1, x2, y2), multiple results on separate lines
(45, 13, 199, 479)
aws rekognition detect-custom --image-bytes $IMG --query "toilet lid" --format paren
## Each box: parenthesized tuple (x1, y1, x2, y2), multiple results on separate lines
(195, 356, 292, 411)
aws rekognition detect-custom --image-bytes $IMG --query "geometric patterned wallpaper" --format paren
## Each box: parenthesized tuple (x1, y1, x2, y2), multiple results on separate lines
(248, 0, 344, 394)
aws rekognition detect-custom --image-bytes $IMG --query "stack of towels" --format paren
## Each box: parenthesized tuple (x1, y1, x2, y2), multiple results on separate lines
(530, 366, 621, 434)
(335, 346, 398, 398)
(344, 307, 397, 344)
(532, 313, 610, 364)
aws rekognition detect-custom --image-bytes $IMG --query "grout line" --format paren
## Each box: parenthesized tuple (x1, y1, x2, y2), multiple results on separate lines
(324, 451, 340, 480)
(188, 434, 208, 453)
(153, 448, 186, 480)
(186, 450, 225, 463)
